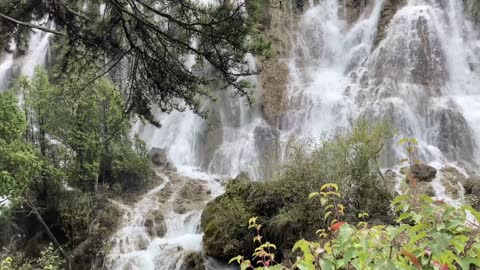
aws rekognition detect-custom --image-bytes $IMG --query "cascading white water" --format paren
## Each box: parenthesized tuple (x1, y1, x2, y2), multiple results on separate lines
(113, 0, 480, 268)
(284, 0, 480, 168)
(0, 28, 51, 91)
(2, 0, 479, 268)
(281, 0, 480, 208)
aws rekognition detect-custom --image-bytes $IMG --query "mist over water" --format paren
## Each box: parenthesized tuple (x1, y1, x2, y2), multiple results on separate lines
(1, 0, 479, 269)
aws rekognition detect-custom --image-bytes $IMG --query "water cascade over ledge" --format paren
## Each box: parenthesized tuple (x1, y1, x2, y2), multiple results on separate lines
(0, 0, 479, 269)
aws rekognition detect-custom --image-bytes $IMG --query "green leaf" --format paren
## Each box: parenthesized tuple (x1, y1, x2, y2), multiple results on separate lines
(240, 260, 251, 270)
(229, 255, 244, 264)
(320, 197, 328, 206)
(293, 239, 311, 255)
(324, 211, 332, 221)
(268, 265, 284, 270)
(308, 192, 319, 199)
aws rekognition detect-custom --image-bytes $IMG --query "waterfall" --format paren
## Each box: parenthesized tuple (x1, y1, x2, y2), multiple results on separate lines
(109, 0, 480, 268)
(1, 0, 480, 268)
(0, 28, 51, 92)
(284, 0, 480, 168)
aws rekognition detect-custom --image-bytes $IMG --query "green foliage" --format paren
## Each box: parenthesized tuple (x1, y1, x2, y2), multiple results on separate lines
(17, 67, 151, 192)
(111, 136, 152, 191)
(278, 119, 394, 223)
(233, 185, 480, 270)
(201, 194, 255, 261)
(36, 244, 64, 270)
(1, 244, 64, 270)
(59, 191, 95, 246)
(0, 67, 149, 267)
(0, 90, 42, 197)
(202, 120, 394, 260)
(0, 0, 258, 122)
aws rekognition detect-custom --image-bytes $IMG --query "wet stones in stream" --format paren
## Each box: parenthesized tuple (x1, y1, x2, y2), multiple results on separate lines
(174, 180, 208, 214)
(145, 209, 167, 238)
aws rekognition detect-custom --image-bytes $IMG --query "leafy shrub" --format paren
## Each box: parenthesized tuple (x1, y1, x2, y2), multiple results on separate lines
(232, 184, 480, 269)
(111, 135, 152, 191)
(1, 244, 64, 270)
(36, 244, 64, 270)
(59, 191, 94, 246)
(201, 121, 394, 260)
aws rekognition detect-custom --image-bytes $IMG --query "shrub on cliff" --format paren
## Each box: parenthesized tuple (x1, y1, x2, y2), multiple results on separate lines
(201, 120, 394, 261)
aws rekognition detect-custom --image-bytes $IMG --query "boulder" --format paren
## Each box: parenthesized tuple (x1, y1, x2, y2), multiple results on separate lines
(416, 182, 435, 197)
(181, 252, 206, 270)
(149, 148, 175, 171)
(410, 164, 437, 182)
(464, 175, 480, 210)
(464, 175, 480, 196)
(382, 169, 398, 195)
(438, 167, 466, 199)
(173, 180, 208, 214)
(144, 210, 167, 238)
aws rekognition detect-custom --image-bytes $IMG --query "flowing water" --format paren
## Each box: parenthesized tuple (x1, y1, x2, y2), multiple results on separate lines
(1, 0, 480, 269)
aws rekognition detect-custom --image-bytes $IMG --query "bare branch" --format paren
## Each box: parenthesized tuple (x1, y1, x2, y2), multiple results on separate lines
(0, 13, 66, 36)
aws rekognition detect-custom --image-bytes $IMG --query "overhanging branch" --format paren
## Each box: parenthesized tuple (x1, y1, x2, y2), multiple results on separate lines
(0, 13, 66, 36)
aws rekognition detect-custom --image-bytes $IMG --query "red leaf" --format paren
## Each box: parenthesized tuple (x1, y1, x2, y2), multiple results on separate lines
(432, 260, 449, 270)
(330, 222, 346, 231)
(398, 250, 421, 268)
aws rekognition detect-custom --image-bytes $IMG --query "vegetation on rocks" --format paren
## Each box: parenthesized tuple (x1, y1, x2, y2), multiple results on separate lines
(231, 184, 480, 269)
(201, 121, 395, 261)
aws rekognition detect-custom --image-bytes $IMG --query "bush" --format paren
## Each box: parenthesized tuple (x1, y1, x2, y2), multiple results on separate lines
(59, 191, 95, 246)
(1, 244, 64, 270)
(232, 184, 480, 269)
(111, 135, 152, 191)
(201, 120, 395, 261)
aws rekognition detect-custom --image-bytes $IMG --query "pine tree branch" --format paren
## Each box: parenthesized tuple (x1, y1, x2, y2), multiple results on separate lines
(0, 13, 66, 36)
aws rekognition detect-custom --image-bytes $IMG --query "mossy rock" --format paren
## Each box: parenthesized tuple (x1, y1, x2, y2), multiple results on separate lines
(181, 252, 206, 270)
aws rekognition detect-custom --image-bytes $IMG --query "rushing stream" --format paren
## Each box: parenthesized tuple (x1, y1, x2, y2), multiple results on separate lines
(0, 0, 479, 269)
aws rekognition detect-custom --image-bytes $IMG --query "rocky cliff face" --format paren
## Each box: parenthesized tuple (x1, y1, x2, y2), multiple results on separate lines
(374, 0, 407, 46)
(258, 0, 296, 128)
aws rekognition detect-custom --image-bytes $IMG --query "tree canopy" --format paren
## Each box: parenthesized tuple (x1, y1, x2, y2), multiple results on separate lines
(0, 0, 261, 124)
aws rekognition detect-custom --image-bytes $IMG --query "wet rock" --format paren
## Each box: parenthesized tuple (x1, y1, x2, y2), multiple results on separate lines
(157, 181, 175, 203)
(411, 164, 437, 182)
(371, 9, 448, 91)
(383, 169, 398, 195)
(199, 103, 223, 169)
(174, 180, 208, 214)
(399, 167, 409, 175)
(374, 0, 407, 46)
(438, 167, 466, 200)
(149, 148, 175, 171)
(464, 175, 480, 196)
(257, 0, 296, 127)
(254, 124, 280, 179)
(431, 106, 476, 163)
(416, 182, 435, 197)
(343, 0, 370, 24)
(144, 210, 167, 238)
(181, 252, 205, 270)
(463, 175, 480, 210)
(260, 61, 289, 127)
